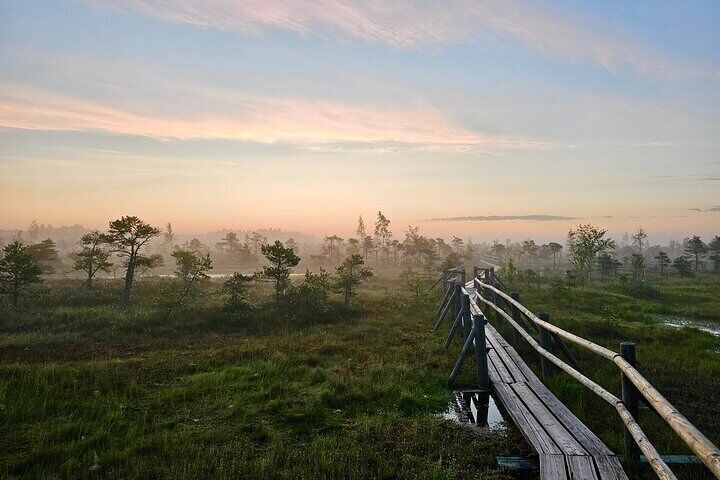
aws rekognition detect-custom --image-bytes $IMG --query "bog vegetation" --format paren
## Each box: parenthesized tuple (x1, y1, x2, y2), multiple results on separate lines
(1, 215, 719, 479)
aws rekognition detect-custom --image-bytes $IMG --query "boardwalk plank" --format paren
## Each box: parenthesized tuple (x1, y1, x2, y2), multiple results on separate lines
(488, 349, 515, 384)
(494, 383, 563, 455)
(568, 455, 599, 479)
(512, 383, 588, 456)
(594, 456, 628, 480)
(486, 332, 530, 385)
(540, 455, 568, 480)
(500, 342, 615, 457)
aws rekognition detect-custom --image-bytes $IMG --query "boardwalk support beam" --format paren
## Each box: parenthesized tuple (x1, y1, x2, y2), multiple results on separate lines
(434, 287, 456, 331)
(443, 309, 463, 350)
(448, 325, 477, 386)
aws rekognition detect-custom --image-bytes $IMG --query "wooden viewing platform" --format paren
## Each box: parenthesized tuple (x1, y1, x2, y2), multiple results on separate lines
(434, 267, 720, 480)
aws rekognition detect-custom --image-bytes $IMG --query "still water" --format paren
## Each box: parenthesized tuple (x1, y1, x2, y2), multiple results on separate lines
(440, 391, 505, 429)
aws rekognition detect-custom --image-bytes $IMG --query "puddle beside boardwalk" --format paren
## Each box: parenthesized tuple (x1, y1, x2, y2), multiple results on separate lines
(440, 391, 505, 430)
(653, 314, 720, 338)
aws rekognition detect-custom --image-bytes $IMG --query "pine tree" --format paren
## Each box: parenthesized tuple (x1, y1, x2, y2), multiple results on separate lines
(335, 254, 372, 303)
(654, 251, 670, 276)
(0, 241, 43, 307)
(72, 231, 113, 288)
(684, 236, 707, 272)
(260, 241, 300, 303)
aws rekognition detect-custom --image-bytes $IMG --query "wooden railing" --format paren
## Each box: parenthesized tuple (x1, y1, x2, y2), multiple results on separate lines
(436, 267, 720, 480)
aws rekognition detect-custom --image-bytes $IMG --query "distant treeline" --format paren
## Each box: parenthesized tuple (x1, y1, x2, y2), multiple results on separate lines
(1, 215, 718, 284)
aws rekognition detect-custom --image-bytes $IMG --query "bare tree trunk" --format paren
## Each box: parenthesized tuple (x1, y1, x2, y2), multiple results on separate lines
(121, 262, 135, 307)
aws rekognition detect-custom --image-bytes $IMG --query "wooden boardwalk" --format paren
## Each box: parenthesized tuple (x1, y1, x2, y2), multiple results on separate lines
(436, 268, 720, 479)
(466, 284, 628, 479)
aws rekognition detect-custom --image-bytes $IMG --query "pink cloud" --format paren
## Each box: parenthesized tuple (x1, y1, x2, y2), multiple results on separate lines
(0, 82, 558, 151)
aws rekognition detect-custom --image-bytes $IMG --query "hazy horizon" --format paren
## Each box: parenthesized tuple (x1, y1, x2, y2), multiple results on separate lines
(1, 1, 719, 239)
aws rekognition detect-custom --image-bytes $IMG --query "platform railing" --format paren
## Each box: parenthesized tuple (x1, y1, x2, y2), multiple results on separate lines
(466, 269, 720, 480)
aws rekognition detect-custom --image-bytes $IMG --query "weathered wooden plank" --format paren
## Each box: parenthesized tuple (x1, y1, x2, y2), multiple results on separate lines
(488, 349, 515, 384)
(496, 341, 615, 457)
(486, 351, 504, 385)
(487, 325, 511, 347)
(511, 383, 588, 456)
(529, 381, 615, 456)
(567, 455, 599, 479)
(594, 456, 629, 480)
(486, 337, 526, 384)
(540, 455, 568, 480)
(501, 343, 539, 384)
(494, 383, 563, 455)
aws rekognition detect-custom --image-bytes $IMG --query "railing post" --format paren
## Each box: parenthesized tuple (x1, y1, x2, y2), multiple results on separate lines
(473, 266, 479, 280)
(538, 313, 556, 381)
(442, 269, 448, 295)
(474, 313, 490, 391)
(621, 342, 640, 467)
(510, 292, 521, 344)
(461, 291, 471, 339)
(452, 283, 462, 328)
(483, 269, 495, 322)
(460, 269, 466, 285)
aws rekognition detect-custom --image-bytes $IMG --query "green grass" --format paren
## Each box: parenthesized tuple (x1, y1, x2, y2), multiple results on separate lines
(0, 277, 528, 479)
(1, 274, 719, 479)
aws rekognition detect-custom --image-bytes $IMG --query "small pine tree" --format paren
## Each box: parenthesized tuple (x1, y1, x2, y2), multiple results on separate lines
(260, 241, 300, 303)
(0, 241, 43, 307)
(72, 231, 113, 288)
(707, 236, 720, 273)
(223, 273, 253, 312)
(26, 238, 62, 274)
(672, 256, 693, 278)
(335, 254, 373, 303)
(684, 236, 707, 272)
(172, 249, 212, 288)
(104, 216, 161, 307)
(654, 251, 671, 276)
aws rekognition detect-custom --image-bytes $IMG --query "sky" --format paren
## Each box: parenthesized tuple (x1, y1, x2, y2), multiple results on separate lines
(0, 0, 719, 242)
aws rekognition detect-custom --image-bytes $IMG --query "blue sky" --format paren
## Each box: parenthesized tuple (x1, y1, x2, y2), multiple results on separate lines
(0, 0, 718, 241)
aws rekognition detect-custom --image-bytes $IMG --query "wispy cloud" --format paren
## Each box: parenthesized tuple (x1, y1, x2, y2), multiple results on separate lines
(689, 205, 720, 212)
(0, 82, 559, 152)
(423, 214, 577, 222)
(76, 0, 719, 79)
(654, 174, 720, 182)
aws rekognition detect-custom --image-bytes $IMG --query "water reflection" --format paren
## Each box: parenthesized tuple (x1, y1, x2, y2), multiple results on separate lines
(442, 391, 504, 429)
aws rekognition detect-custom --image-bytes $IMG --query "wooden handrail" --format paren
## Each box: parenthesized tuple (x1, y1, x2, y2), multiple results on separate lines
(473, 293, 676, 480)
(476, 280, 720, 479)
